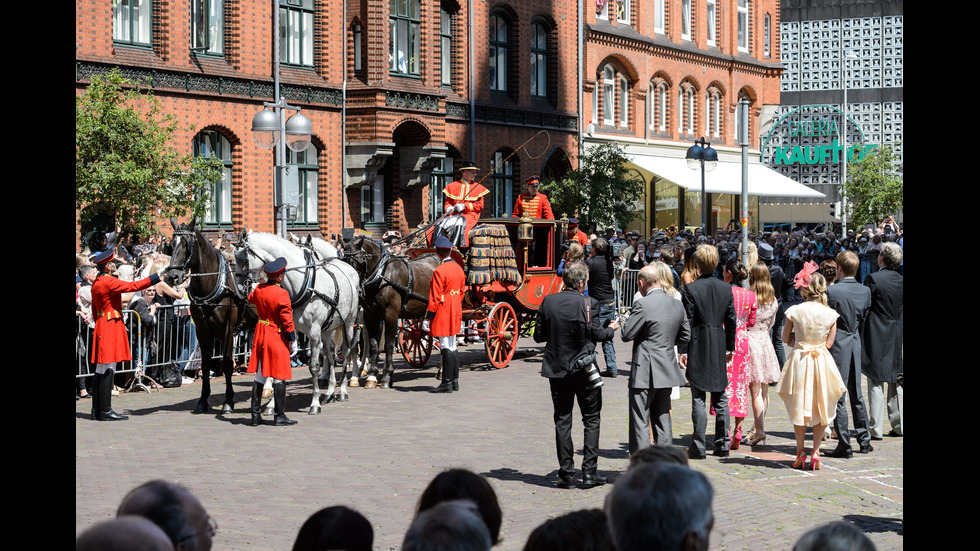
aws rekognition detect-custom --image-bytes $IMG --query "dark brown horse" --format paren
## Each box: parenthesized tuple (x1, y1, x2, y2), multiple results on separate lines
(166, 218, 255, 414)
(343, 235, 439, 389)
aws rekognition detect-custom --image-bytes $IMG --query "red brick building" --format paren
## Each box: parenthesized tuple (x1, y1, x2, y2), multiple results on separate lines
(76, 0, 579, 245)
(582, 0, 784, 234)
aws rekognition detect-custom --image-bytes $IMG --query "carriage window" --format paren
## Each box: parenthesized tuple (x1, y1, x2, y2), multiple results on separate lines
(193, 130, 233, 226)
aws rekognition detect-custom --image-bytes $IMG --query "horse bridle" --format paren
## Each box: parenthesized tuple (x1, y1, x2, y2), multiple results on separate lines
(168, 228, 246, 308)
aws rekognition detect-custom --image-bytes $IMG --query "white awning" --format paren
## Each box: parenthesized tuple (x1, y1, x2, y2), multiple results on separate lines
(627, 154, 825, 198)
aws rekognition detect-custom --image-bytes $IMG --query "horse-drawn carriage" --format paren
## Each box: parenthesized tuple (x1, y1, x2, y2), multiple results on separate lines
(349, 217, 569, 385)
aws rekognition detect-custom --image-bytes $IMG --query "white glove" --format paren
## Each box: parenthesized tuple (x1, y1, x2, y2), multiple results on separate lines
(289, 341, 299, 357)
(446, 204, 454, 213)
(454, 203, 466, 213)
(421, 320, 431, 333)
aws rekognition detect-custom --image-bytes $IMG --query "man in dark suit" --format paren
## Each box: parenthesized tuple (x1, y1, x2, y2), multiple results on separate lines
(680, 244, 737, 459)
(824, 251, 874, 458)
(534, 262, 619, 488)
(621, 265, 691, 453)
(862, 242, 903, 438)
(759, 242, 789, 366)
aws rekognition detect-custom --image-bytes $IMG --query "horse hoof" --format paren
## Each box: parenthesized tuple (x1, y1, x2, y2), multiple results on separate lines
(349, 379, 360, 387)
(380, 381, 391, 390)
(263, 407, 275, 416)
(338, 394, 349, 402)
(323, 394, 335, 404)
(364, 380, 377, 389)
(359, 369, 368, 378)
(192, 403, 210, 414)
(309, 405, 321, 415)
(221, 404, 234, 414)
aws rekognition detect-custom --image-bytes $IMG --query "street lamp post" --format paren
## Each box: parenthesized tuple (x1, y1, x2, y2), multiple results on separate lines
(840, 50, 859, 236)
(686, 137, 718, 234)
(250, 1, 313, 238)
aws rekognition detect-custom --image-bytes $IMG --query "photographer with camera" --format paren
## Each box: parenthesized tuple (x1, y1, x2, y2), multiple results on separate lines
(534, 262, 619, 489)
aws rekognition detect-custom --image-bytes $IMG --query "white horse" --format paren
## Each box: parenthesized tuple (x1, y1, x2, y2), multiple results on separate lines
(237, 231, 360, 414)
(288, 232, 340, 264)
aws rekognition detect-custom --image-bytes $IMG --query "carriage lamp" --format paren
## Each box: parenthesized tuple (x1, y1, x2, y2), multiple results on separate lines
(686, 137, 718, 233)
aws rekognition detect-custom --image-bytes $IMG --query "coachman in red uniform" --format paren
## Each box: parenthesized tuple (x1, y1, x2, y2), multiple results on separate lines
(424, 235, 466, 393)
(89, 250, 160, 421)
(247, 257, 298, 426)
(567, 218, 590, 247)
(440, 161, 489, 247)
(512, 176, 555, 219)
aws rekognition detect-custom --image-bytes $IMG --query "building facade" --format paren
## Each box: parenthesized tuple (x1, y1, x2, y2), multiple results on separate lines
(762, 0, 903, 229)
(76, 0, 579, 246)
(582, 0, 783, 235)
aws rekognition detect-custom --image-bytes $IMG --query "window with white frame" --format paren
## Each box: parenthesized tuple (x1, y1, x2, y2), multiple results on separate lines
(192, 0, 223, 54)
(597, 0, 609, 21)
(603, 65, 615, 125)
(619, 76, 629, 126)
(679, 84, 696, 136)
(617, 0, 630, 24)
(281, 0, 314, 67)
(488, 151, 514, 217)
(390, 0, 420, 75)
(440, 5, 454, 86)
(489, 14, 508, 92)
(706, 88, 721, 138)
(530, 22, 548, 99)
(113, 0, 152, 46)
(706, 0, 716, 46)
(682, 0, 692, 41)
(738, 0, 749, 52)
(649, 79, 667, 134)
(654, 0, 664, 34)
(287, 145, 318, 225)
(194, 130, 233, 226)
(764, 13, 771, 58)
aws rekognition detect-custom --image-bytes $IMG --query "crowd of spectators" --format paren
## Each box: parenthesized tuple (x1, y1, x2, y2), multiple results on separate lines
(77, 448, 878, 550)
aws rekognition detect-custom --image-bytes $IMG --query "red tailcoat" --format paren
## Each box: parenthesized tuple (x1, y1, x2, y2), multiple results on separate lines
(426, 259, 466, 337)
(513, 192, 555, 219)
(90, 274, 158, 364)
(443, 179, 489, 246)
(247, 281, 297, 380)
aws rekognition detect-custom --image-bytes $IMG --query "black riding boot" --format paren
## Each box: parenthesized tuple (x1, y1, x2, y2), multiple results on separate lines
(272, 381, 297, 426)
(250, 382, 263, 426)
(451, 350, 460, 391)
(430, 350, 454, 393)
(99, 369, 128, 421)
(90, 371, 102, 421)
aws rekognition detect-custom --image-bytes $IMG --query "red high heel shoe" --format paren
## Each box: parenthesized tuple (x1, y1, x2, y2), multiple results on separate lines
(731, 427, 742, 450)
(810, 450, 822, 471)
(792, 450, 808, 470)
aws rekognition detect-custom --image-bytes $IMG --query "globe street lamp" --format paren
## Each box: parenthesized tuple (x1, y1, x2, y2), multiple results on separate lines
(686, 137, 718, 234)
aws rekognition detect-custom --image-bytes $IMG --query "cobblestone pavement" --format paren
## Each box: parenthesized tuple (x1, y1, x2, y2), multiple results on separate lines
(76, 337, 902, 550)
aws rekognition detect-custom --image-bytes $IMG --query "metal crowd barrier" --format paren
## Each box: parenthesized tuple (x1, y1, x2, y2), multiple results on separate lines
(76, 304, 253, 388)
(617, 269, 640, 316)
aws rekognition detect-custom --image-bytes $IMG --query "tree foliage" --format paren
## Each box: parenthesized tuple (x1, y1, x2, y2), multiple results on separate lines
(539, 142, 644, 229)
(76, 70, 223, 238)
(843, 145, 903, 228)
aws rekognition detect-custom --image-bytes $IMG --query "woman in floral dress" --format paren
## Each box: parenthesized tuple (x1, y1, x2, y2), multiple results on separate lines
(723, 259, 756, 450)
(745, 263, 782, 446)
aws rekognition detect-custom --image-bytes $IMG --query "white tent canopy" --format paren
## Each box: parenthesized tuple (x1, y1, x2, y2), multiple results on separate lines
(627, 154, 825, 198)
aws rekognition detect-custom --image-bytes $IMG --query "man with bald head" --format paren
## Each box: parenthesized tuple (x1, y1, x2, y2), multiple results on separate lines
(77, 516, 174, 551)
(117, 480, 214, 551)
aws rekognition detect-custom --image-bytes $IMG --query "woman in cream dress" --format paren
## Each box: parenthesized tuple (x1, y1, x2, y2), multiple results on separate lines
(777, 267, 846, 470)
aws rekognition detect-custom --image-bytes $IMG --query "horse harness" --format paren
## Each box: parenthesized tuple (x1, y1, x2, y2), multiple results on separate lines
(170, 229, 248, 312)
(359, 246, 429, 317)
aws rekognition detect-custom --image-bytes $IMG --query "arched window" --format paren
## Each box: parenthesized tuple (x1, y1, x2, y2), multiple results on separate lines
(530, 22, 548, 99)
(679, 82, 697, 136)
(489, 14, 508, 92)
(488, 150, 515, 217)
(194, 130, 233, 226)
(287, 144, 318, 225)
(706, 88, 721, 139)
(764, 13, 771, 58)
(649, 78, 668, 134)
(602, 65, 615, 124)
(390, 0, 420, 75)
(352, 21, 363, 73)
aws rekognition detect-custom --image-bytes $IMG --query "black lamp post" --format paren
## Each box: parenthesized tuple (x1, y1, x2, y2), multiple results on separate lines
(686, 137, 718, 234)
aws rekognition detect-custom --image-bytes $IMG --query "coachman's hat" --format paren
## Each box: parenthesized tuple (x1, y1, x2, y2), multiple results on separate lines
(263, 257, 288, 278)
(459, 161, 479, 172)
(567, 218, 580, 228)
(93, 250, 115, 265)
(525, 175, 541, 186)
(434, 235, 454, 250)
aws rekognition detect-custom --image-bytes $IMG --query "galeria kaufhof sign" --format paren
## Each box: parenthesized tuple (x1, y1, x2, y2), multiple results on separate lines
(763, 105, 879, 168)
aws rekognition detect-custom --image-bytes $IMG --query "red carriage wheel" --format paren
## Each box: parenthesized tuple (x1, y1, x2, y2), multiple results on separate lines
(484, 302, 518, 368)
(399, 319, 432, 368)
